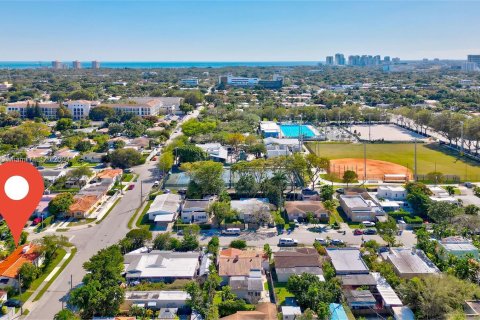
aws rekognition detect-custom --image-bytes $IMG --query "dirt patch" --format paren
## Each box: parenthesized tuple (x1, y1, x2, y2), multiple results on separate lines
(330, 158, 413, 181)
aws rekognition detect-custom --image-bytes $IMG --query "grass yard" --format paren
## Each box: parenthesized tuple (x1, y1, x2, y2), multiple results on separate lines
(273, 282, 294, 306)
(136, 200, 154, 230)
(307, 142, 480, 181)
(122, 173, 135, 182)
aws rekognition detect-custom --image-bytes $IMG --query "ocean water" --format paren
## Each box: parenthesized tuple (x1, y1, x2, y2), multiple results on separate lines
(0, 61, 319, 69)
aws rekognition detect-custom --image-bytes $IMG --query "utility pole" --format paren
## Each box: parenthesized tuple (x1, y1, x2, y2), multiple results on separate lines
(363, 142, 367, 184)
(460, 121, 465, 155)
(369, 114, 371, 142)
(18, 273, 23, 314)
(70, 274, 73, 290)
(414, 138, 418, 182)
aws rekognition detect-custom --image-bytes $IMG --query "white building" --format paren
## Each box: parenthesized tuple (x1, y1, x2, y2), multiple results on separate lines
(377, 186, 407, 201)
(339, 194, 384, 222)
(230, 198, 272, 223)
(108, 97, 183, 116)
(195, 143, 228, 163)
(181, 199, 212, 224)
(64, 100, 100, 119)
(219, 75, 259, 86)
(180, 78, 199, 86)
(259, 121, 281, 138)
(147, 194, 182, 225)
(6, 100, 59, 119)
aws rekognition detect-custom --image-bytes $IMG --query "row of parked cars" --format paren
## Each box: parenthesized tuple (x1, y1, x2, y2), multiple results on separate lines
(278, 237, 346, 247)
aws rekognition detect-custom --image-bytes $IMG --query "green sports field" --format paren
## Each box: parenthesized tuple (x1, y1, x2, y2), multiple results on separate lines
(306, 142, 480, 181)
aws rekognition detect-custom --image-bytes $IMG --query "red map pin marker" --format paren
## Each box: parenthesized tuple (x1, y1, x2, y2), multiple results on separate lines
(0, 162, 44, 244)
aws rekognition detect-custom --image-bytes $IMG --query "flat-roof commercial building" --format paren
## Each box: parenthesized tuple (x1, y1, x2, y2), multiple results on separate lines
(339, 194, 384, 222)
(260, 121, 281, 138)
(180, 78, 199, 86)
(381, 248, 440, 279)
(327, 248, 370, 275)
(124, 250, 200, 283)
(377, 186, 407, 201)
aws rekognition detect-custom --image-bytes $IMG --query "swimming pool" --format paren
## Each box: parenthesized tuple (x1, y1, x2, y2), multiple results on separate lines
(280, 124, 316, 138)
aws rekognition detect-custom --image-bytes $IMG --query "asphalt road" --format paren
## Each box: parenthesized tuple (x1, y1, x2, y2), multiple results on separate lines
(26, 109, 201, 320)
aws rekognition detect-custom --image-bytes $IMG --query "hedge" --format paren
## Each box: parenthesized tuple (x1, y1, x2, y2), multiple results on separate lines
(404, 216, 423, 224)
(175, 223, 212, 230)
(388, 210, 410, 219)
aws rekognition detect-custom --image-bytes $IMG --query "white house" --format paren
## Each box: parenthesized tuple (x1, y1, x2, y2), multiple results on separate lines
(230, 198, 272, 223)
(181, 199, 212, 224)
(377, 186, 407, 200)
(148, 194, 182, 225)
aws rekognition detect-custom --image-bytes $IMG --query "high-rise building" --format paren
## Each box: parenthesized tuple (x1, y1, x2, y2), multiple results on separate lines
(72, 60, 81, 69)
(392, 57, 401, 63)
(92, 60, 100, 69)
(52, 60, 62, 69)
(326, 56, 334, 65)
(384, 56, 391, 63)
(334, 53, 345, 66)
(462, 62, 479, 72)
(467, 55, 480, 65)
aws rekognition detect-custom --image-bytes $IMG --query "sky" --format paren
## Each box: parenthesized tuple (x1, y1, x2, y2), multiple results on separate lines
(0, 0, 479, 61)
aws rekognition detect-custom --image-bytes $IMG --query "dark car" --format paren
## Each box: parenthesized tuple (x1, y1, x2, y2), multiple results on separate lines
(335, 188, 345, 194)
(128, 184, 135, 190)
(363, 228, 377, 235)
(4, 299, 23, 307)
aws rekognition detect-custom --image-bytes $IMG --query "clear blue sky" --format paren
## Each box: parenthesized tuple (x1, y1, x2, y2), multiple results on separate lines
(1, 0, 479, 61)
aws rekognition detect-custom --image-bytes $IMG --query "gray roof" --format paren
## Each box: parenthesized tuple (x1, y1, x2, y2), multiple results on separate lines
(340, 274, 376, 286)
(340, 195, 370, 208)
(327, 248, 369, 275)
(148, 194, 182, 216)
(381, 248, 439, 276)
(183, 199, 211, 211)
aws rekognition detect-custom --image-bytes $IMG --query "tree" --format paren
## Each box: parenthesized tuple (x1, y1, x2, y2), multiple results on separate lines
(465, 204, 480, 215)
(56, 118, 74, 131)
(18, 263, 39, 289)
(158, 151, 174, 174)
(54, 309, 80, 320)
(69, 245, 125, 318)
(427, 201, 464, 223)
(445, 185, 455, 196)
(207, 201, 235, 223)
(342, 170, 357, 186)
(109, 149, 143, 168)
(207, 236, 220, 255)
(320, 185, 334, 201)
(89, 106, 115, 121)
(56, 106, 72, 119)
(323, 199, 338, 213)
(179, 225, 200, 251)
(235, 175, 259, 197)
(179, 103, 194, 113)
(112, 140, 126, 149)
(153, 232, 180, 251)
(397, 275, 480, 319)
(426, 171, 445, 184)
(177, 145, 208, 163)
(68, 90, 95, 101)
(181, 161, 224, 196)
(75, 140, 93, 152)
(181, 118, 216, 137)
(229, 240, 247, 249)
(125, 229, 152, 249)
(305, 154, 330, 190)
(48, 193, 74, 216)
(68, 166, 94, 185)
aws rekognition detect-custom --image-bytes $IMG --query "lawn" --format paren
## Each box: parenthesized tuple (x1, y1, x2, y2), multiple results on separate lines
(13, 248, 67, 302)
(136, 199, 154, 230)
(273, 282, 294, 306)
(68, 218, 96, 227)
(122, 173, 134, 182)
(307, 142, 480, 181)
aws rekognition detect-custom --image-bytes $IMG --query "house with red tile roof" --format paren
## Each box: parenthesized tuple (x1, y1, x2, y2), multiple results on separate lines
(0, 245, 44, 289)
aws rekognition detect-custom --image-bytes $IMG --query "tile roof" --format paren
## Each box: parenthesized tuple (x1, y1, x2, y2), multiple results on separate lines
(220, 303, 277, 320)
(218, 249, 266, 277)
(284, 201, 328, 215)
(0, 245, 41, 278)
(69, 195, 100, 214)
(97, 169, 123, 179)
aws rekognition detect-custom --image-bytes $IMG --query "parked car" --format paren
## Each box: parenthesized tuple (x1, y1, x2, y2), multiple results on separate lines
(335, 188, 345, 194)
(128, 184, 135, 190)
(330, 239, 344, 245)
(32, 217, 42, 226)
(222, 228, 241, 236)
(278, 238, 298, 247)
(362, 221, 376, 228)
(151, 157, 157, 161)
(465, 182, 473, 188)
(363, 228, 377, 235)
(153, 181, 160, 187)
(354, 229, 364, 235)
(314, 238, 328, 246)
(124, 169, 132, 173)
(4, 299, 23, 307)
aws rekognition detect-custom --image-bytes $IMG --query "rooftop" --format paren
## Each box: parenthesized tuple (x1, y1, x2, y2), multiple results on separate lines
(284, 201, 327, 215)
(218, 248, 266, 277)
(97, 169, 123, 179)
(274, 248, 321, 269)
(69, 195, 100, 214)
(148, 193, 182, 216)
(326, 248, 369, 275)
(125, 290, 189, 301)
(0, 245, 41, 279)
(340, 273, 377, 287)
(372, 272, 403, 307)
(340, 195, 370, 208)
(381, 248, 440, 276)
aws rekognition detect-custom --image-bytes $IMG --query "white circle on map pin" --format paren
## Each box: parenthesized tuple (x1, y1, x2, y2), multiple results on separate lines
(4, 176, 29, 201)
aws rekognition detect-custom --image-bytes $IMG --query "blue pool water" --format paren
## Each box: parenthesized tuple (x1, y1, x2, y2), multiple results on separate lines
(280, 124, 315, 138)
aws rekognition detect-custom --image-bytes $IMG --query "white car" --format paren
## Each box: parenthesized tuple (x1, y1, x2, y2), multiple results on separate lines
(314, 238, 328, 246)
(153, 181, 160, 187)
(362, 221, 376, 228)
(278, 238, 298, 247)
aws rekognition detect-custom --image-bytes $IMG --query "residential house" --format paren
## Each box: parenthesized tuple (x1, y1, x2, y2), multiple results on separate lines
(123, 291, 189, 311)
(26, 147, 51, 159)
(438, 236, 480, 260)
(218, 248, 268, 284)
(326, 248, 370, 275)
(147, 194, 182, 226)
(96, 168, 123, 188)
(40, 169, 67, 185)
(371, 272, 403, 308)
(34, 194, 56, 218)
(181, 199, 212, 224)
(220, 303, 277, 320)
(381, 248, 440, 279)
(67, 178, 112, 218)
(274, 248, 323, 282)
(158, 308, 178, 320)
(301, 188, 320, 201)
(196, 143, 228, 163)
(81, 152, 105, 163)
(340, 274, 377, 290)
(0, 245, 44, 289)
(281, 306, 302, 320)
(230, 198, 272, 223)
(339, 194, 384, 222)
(124, 249, 199, 283)
(284, 201, 329, 222)
(229, 269, 264, 304)
(344, 290, 376, 311)
(54, 147, 80, 160)
(377, 186, 407, 200)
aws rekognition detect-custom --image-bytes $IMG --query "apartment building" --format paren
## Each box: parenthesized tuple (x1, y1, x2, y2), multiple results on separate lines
(64, 100, 100, 119)
(6, 100, 59, 119)
(108, 97, 183, 116)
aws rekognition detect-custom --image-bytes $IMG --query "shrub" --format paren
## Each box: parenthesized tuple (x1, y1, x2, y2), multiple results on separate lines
(404, 216, 423, 224)
(229, 240, 247, 249)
